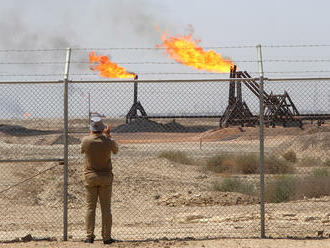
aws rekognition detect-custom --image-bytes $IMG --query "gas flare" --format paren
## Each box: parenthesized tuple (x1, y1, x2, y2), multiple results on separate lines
(89, 51, 136, 78)
(158, 33, 234, 73)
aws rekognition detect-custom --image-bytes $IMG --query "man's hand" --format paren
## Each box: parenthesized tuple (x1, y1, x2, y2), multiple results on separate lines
(104, 124, 111, 137)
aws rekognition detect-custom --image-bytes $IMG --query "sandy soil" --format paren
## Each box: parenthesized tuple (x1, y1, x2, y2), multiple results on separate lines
(1, 118, 330, 244)
(1, 238, 330, 248)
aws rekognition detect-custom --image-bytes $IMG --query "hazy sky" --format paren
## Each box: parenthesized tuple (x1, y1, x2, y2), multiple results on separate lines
(0, 0, 329, 117)
(1, 0, 330, 79)
(1, 0, 329, 48)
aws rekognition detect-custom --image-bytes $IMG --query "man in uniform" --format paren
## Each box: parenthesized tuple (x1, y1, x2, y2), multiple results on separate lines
(81, 116, 118, 244)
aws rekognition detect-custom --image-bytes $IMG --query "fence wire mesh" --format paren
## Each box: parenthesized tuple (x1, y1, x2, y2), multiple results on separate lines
(0, 83, 64, 241)
(67, 80, 261, 240)
(1, 46, 330, 242)
(263, 79, 330, 238)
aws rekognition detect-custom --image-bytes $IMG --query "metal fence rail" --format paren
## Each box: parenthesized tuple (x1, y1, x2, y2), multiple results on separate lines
(0, 45, 330, 242)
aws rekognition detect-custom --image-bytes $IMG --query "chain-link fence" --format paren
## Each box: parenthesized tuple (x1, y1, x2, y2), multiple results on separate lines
(263, 79, 330, 238)
(1, 46, 330, 242)
(0, 82, 65, 241)
(66, 78, 262, 240)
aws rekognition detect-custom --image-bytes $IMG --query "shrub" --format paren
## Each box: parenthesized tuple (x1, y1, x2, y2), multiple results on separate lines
(212, 178, 255, 195)
(282, 150, 297, 163)
(206, 153, 293, 175)
(264, 155, 294, 174)
(295, 175, 330, 199)
(324, 159, 330, 167)
(265, 172, 330, 203)
(312, 168, 329, 177)
(206, 154, 234, 173)
(206, 153, 258, 174)
(298, 156, 321, 167)
(265, 175, 296, 203)
(235, 154, 258, 174)
(159, 150, 193, 165)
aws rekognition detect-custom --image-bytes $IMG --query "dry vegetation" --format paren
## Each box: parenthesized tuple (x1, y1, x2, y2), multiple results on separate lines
(158, 150, 195, 165)
(2, 118, 330, 241)
(160, 149, 330, 203)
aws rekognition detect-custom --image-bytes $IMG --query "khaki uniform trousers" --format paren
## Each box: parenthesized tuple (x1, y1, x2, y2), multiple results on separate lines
(84, 174, 113, 240)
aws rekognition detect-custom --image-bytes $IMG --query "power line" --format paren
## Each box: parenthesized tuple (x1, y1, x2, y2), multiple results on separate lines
(0, 62, 65, 65)
(2, 70, 330, 77)
(0, 60, 255, 65)
(263, 44, 330, 48)
(2, 58, 330, 65)
(1, 44, 330, 53)
(71, 45, 256, 51)
(0, 73, 63, 77)
(264, 59, 330, 63)
(0, 48, 67, 53)
(264, 70, 330, 74)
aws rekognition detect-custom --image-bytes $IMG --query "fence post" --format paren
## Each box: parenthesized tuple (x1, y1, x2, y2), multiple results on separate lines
(88, 92, 91, 125)
(257, 44, 266, 238)
(63, 47, 71, 241)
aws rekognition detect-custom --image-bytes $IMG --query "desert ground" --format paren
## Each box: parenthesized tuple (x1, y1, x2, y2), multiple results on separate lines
(1, 117, 330, 247)
(1, 238, 330, 248)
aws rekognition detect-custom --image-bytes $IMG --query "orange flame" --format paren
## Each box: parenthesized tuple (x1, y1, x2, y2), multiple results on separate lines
(89, 51, 136, 78)
(158, 33, 234, 73)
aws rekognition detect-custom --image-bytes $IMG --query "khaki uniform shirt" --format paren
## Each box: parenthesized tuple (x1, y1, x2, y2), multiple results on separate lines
(81, 134, 118, 176)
